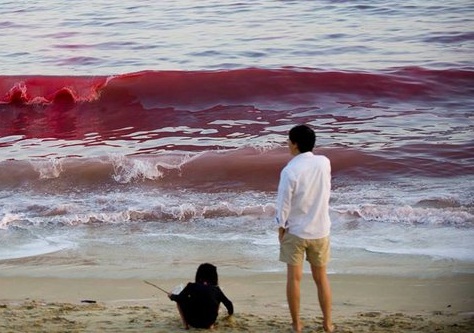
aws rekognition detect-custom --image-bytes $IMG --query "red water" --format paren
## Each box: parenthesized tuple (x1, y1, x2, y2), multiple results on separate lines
(2, 68, 472, 108)
(0, 67, 472, 191)
(1, 0, 473, 275)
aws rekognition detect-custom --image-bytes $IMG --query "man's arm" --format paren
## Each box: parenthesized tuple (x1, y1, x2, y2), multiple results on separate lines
(275, 169, 293, 230)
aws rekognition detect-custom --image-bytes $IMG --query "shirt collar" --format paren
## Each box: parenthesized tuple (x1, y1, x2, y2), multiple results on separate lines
(290, 151, 313, 163)
(295, 151, 313, 158)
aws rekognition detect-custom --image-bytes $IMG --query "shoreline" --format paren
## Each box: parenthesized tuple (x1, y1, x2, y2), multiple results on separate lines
(1, 273, 473, 332)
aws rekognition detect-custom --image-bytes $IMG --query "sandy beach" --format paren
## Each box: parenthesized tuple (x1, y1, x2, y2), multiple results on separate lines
(1, 273, 473, 332)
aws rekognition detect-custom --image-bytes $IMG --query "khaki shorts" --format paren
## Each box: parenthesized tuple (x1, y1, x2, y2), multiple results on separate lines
(279, 232, 330, 267)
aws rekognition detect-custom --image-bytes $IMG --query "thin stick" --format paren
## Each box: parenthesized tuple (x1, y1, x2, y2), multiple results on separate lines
(143, 280, 169, 294)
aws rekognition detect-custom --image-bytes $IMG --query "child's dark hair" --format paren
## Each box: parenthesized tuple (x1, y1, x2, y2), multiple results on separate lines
(195, 263, 218, 286)
(289, 124, 316, 153)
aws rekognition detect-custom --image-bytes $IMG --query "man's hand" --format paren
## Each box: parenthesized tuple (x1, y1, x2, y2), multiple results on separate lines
(278, 227, 286, 243)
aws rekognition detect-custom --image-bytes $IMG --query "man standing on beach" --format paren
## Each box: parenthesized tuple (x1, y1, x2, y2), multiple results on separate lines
(276, 124, 334, 333)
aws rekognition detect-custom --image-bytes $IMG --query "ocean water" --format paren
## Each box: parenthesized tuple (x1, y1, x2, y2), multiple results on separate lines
(0, 0, 473, 280)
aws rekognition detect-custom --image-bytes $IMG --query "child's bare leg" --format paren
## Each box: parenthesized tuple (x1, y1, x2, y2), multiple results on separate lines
(176, 304, 189, 330)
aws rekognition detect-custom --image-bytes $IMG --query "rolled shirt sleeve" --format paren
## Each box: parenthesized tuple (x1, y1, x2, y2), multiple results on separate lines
(275, 168, 294, 229)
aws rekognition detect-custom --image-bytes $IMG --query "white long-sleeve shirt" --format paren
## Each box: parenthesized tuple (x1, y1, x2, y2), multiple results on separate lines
(275, 151, 331, 239)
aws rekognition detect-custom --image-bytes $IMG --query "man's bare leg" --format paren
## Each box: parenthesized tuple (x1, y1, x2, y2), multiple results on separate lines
(287, 264, 303, 332)
(311, 265, 334, 332)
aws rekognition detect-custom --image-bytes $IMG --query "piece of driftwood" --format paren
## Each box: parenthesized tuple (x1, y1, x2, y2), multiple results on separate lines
(143, 280, 169, 294)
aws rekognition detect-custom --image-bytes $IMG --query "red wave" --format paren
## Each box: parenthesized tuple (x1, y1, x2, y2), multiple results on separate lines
(1, 67, 472, 108)
(0, 75, 107, 105)
(0, 145, 471, 192)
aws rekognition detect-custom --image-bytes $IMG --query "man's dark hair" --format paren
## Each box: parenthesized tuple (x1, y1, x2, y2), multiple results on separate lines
(195, 263, 218, 286)
(289, 124, 316, 153)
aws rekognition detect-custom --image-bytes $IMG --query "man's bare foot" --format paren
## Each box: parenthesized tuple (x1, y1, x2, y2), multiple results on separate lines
(291, 321, 303, 332)
(324, 323, 335, 332)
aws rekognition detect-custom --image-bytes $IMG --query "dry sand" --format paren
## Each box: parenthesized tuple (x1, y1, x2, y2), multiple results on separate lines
(0, 273, 473, 332)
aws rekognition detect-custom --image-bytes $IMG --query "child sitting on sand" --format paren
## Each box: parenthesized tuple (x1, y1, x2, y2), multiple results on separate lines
(168, 263, 234, 329)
